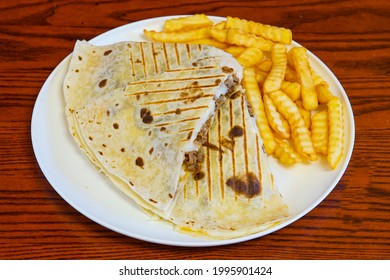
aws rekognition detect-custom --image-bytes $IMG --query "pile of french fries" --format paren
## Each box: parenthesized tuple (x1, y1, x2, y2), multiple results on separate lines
(143, 15, 344, 169)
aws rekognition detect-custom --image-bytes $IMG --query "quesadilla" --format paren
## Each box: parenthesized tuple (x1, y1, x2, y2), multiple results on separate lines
(166, 90, 289, 239)
(64, 40, 242, 214)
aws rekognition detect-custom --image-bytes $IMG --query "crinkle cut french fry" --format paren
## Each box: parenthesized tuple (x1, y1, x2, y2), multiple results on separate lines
(263, 94, 290, 139)
(254, 68, 268, 86)
(291, 47, 318, 111)
(327, 96, 344, 169)
(268, 90, 317, 161)
(257, 58, 272, 72)
(209, 28, 228, 43)
(225, 16, 292, 44)
(263, 43, 287, 94)
(242, 68, 276, 155)
(213, 21, 226, 30)
(224, 45, 246, 57)
(281, 80, 301, 101)
(285, 64, 299, 83)
(311, 110, 329, 155)
(227, 28, 273, 52)
(274, 137, 302, 165)
(287, 48, 295, 70)
(143, 27, 210, 43)
(317, 84, 334, 104)
(295, 100, 311, 129)
(188, 38, 227, 49)
(164, 14, 213, 32)
(291, 117, 317, 161)
(236, 47, 264, 67)
(311, 67, 329, 88)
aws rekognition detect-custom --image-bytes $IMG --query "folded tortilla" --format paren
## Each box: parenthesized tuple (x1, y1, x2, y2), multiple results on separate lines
(64, 40, 242, 214)
(166, 91, 289, 239)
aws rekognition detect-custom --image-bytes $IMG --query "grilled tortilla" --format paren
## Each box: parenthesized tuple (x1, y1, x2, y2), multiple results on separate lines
(64, 40, 242, 214)
(166, 91, 289, 239)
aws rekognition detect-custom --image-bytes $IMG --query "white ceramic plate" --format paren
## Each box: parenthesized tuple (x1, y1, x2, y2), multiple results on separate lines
(31, 16, 355, 247)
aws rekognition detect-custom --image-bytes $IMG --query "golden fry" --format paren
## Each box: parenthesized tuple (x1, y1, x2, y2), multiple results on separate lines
(225, 16, 292, 44)
(274, 137, 302, 165)
(242, 68, 276, 155)
(257, 58, 272, 72)
(164, 14, 213, 32)
(291, 47, 318, 110)
(254, 68, 268, 85)
(281, 80, 301, 101)
(213, 21, 226, 30)
(284, 64, 299, 83)
(287, 48, 295, 68)
(263, 43, 287, 94)
(311, 67, 329, 88)
(268, 90, 317, 161)
(209, 28, 228, 43)
(263, 94, 290, 139)
(236, 47, 264, 67)
(143, 27, 210, 43)
(311, 110, 329, 155)
(187, 38, 227, 49)
(316, 84, 334, 104)
(327, 96, 344, 169)
(295, 100, 311, 129)
(226, 28, 273, 52)
(224, 45, 246, 57)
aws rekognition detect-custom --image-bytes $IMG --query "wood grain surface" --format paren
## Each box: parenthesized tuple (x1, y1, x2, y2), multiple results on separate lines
(0, 0, 389, 259)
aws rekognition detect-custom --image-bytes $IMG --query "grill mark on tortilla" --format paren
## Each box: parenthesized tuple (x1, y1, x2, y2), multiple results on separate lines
(193, 171, 205, 181)
(256, 134, 263, 197)
(135, 157, 144, 168)
(165, 65, 218, 72)
(127, 74, 225, 85)
(98, 79, 107, 88)
(176, 128, 197, 142)
(186, 44, 191, 60)
(151, 43, 159, 74)
(162, 43, 170, 70)
(206, 132, 211, 201)
(241, 97, 251, 202)
(229, 99, 237, 201)
(203, 142, 222, 152)
(226, 173, 260, 199)
(153, 105, 209, 116)
(218, 109, 224, 200)
(127, 84, 217, 96)
(140, 42, 147, 77)
(241, 95, 249, 188)
(177, 127, 193, 133)
(149, 198, 157, 204)
(198, 44, 202, 51)
(154, 116, 200, 127)
(129, 49, 136, 81)
(228, 125, 244, 139)
(174, 43, 180, 66)
(140, 94, 214, 105)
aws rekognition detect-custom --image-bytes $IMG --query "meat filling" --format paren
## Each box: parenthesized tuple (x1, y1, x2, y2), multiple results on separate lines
(183, 76, 242, 174)
(183, 150, 204, 172)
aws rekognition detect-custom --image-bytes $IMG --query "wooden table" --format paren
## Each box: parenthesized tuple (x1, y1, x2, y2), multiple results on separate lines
(1, 0, 389, 260)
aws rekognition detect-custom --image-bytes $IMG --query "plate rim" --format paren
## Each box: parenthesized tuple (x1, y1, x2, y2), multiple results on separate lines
(31, 15, 355, 247)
